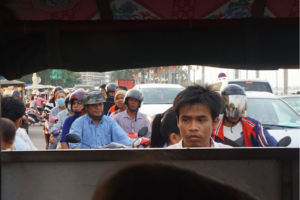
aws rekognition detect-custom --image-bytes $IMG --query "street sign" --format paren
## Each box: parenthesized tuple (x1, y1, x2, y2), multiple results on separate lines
(50, 69, 62, 79)
(57, 70, 62, 79)
(218, 73, 226, 78)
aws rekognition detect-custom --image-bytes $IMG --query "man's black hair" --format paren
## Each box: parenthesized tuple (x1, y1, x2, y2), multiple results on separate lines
(151, 107, 180, 147)
(173, 85, 222, 121)
(116, 85, 128, 91)
(1, 96, 26, 122)
(100, 84, 106, 89)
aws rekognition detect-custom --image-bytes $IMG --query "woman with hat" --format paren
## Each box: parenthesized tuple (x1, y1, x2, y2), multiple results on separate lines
(110, 90, 127, 118)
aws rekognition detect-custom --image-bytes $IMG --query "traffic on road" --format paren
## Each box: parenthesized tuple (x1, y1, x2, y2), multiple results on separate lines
(1, 74, 299, 150)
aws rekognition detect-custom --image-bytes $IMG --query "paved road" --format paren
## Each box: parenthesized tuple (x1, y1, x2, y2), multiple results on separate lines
(28, 124, 46, 150)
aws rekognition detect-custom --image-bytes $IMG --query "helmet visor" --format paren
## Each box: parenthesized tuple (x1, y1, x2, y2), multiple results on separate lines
(223, 95, 247, 118)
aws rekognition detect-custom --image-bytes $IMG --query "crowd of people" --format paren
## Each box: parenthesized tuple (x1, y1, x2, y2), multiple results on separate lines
(1, 82, 278, 151)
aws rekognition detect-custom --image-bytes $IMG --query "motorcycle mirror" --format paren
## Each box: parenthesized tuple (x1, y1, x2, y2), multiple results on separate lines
(138, 127, 148, 137)
(276, 136, 291, 147)
(66, 134, 81, 143)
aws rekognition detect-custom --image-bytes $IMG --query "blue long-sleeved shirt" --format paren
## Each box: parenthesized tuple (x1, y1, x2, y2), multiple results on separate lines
(60, 115, 79, 143)
(68, 114, 132, 149)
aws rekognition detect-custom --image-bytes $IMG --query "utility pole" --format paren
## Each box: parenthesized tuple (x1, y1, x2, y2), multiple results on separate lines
(283, 69, 288, 95)
(246, 70, 248, 79)
(169, 67, 172, 84)
(194, 69, 196, 85)
(276, 70, 278, 95)
(178, 66, 181, 85)
(188, 65, 191, 85)
(235, 70, 239, 79)
(160, 68, 162, 83)
(201, 66, 205, 85)
(256, 70, 259, 78)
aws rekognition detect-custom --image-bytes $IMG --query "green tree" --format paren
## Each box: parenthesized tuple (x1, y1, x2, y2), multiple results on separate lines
(18, 69, 81, 88)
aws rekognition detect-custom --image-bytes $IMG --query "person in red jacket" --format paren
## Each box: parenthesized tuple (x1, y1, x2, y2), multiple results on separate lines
(212, 84, 277, 147)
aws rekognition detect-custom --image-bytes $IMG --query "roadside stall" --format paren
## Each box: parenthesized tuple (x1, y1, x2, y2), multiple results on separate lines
(0, 80, 26, 103)
(25, 84, 55, 103)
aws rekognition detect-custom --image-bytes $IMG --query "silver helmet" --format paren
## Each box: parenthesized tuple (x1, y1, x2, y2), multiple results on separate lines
(221, 84, 247, 118)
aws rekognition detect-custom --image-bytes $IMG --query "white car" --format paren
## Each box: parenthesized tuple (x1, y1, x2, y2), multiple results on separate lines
(245, 92, 300, 147)
(133, 84, 184, 118)
(212, 78, 273, 94)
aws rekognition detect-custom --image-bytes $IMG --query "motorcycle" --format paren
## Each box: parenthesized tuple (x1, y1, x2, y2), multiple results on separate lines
(66, 127, 148, 149)
(26, 108, 40, 126)
(26, 106, 47, 126)
(126, 132, 150, 148)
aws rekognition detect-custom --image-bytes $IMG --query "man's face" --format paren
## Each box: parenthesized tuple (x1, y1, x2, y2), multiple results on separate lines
(72, 100, 84, 112)
(100, 88, 106, 96)
(86, 103, 104, 117)
(128, 97, 139, 110)
(115, 95, 126, 108)
(177, 103, 218, 148)
(108, 91, 115, 97)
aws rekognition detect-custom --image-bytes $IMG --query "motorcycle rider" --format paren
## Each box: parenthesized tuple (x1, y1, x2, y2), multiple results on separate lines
(11, 90, 22, 99)
(60, 89, 86, 149)
(99, 84, 107, 98)
(103, 83, 117, 115)
(212, 84, 277, 147)
(45, 86, 63, 111)
(49, 90, 67, 130)
(35, 91, 48, 107)
(108, 85, 128, 116)
(68, 90, 132, 149)
(1, 96, 37, 150)
(151, 107, 182, 148)
(113, 89, 151, 138)
(1, 118, 16, 150)
(11, 90, 29, 132)
(34, 91, 47, 125)
(168, 85, 231, 148)
(48, 94, 72, 149)
(44, 90, 66, 149)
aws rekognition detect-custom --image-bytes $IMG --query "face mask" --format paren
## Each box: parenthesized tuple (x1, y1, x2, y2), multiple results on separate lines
(57, 98, 65, 107)
(68, 104, 72, 110)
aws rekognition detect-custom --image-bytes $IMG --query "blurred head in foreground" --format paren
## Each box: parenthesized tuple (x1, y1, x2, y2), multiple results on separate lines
(92, 163, 255, 200)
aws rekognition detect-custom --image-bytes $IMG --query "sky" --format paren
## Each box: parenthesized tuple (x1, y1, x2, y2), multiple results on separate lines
(189, 66, 300, 88)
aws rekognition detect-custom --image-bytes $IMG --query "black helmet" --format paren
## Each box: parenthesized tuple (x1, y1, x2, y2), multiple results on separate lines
(221, 84, 247, 118)
(124, 89, 144, 110)
(221, 84, 246, 96)
(105, 83, 117, 93)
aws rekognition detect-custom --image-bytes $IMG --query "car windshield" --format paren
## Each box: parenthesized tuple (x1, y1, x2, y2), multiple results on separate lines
(140, 88, 184, 104)
(281, 97, 300, 113)
(246, 98, 300, 128)
(229, 82, 272, 93)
